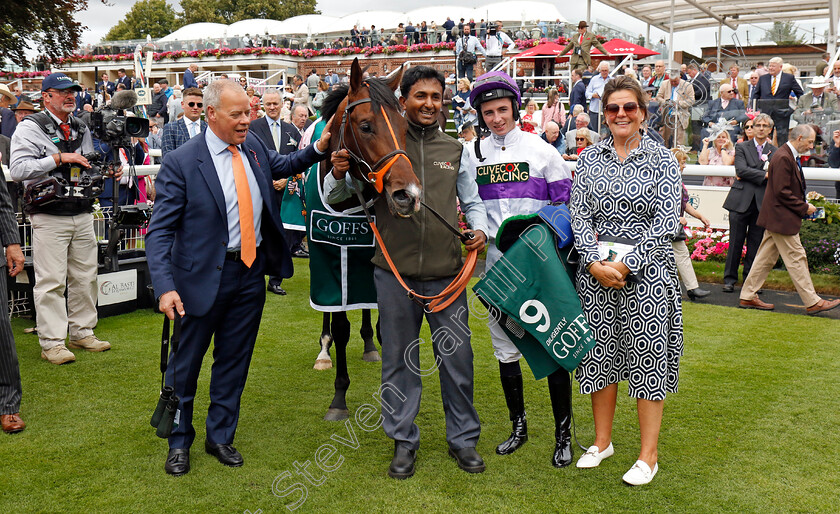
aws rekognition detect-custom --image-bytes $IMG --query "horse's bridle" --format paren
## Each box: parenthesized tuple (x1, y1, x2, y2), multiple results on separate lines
(332, 85, 478, 313)
(336, 95, 411, 193)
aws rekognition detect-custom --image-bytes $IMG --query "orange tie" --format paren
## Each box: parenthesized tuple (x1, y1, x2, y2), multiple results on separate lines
(771, 75, 777, 96)
(228, 145, 256, 267)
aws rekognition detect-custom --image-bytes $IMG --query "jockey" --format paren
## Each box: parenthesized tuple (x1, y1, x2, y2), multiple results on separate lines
(466, 70, 575, 467)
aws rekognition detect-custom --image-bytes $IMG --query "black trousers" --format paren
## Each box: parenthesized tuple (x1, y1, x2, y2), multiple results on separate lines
(724, 201, 764, 285)
(0, 269, 22, 415)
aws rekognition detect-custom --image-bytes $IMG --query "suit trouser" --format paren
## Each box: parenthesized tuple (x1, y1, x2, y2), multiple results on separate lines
(484, 55, 502, 72)
(374, 267, 480, 451)
(661, 119, 687, 148)
(672, 240, 699, 290)
(0, 266, 22, 415)
(724, 203, 764, 285)
(740, 230, 820, 307)
(31, 212, 97, 350)
(167, 254, 266, 449)
(771, 113, 791, 146)
(457, 61, 475, 81)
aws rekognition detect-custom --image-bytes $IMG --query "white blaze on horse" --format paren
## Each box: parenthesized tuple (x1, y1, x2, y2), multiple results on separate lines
(306, 58, 420, 421)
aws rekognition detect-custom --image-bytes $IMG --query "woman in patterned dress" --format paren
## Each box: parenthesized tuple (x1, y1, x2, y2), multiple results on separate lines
(570, 76, 683, 486)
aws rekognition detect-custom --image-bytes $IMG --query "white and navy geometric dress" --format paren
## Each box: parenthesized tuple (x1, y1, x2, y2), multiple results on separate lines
(570, 134, 683, 401)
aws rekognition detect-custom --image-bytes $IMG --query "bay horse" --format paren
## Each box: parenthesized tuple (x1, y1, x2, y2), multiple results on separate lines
(311, 58, 420, 421)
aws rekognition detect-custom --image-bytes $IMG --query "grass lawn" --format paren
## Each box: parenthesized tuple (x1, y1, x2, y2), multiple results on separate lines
(692, 260, 840, 296)
(2, 263, 839, 512)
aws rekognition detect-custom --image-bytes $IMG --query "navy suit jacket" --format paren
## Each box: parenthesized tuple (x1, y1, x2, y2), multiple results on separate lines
(98, 80, 115, 95)
(249, 117, 300, 156)
(183, 68, 198, 89)
(569, 80, 586, 112)
(161, 118, 207, 157)
(702, 98, 747, 125)
(116, 76, 133, 90)
(752, 72, 803, 118)
(146, 130, 322, 317)
(75, 91, 92, 113)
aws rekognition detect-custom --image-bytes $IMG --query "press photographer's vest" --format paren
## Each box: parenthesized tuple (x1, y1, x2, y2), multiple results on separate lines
(27, 111, 95, 215)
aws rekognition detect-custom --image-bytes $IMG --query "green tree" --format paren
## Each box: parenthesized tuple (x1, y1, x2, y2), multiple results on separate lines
(105, 0, 182, 41)
(178, 0, 319, 26)
(764, 21, 805, 45)
(0, 0, 101, 67)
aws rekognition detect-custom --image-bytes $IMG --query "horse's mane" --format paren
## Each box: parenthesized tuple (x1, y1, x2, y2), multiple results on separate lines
(321, 77, 401, 122)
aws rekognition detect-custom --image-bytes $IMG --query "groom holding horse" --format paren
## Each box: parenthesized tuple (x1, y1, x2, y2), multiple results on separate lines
(325, 66, 489, 479)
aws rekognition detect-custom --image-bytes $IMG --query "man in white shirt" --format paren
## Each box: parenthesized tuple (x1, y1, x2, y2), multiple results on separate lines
(483, 21, 514, 72)
(455, 25, 485, 81)
(585, 61, 610, 133)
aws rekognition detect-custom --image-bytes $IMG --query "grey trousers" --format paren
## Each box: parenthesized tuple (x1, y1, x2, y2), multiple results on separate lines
(0, 265, 22, 414)
(374, 267, 480, 451)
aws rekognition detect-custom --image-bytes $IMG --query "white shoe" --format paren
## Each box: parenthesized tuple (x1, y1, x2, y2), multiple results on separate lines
(576, 443, 614, 468)
(622, 459, 658, 485)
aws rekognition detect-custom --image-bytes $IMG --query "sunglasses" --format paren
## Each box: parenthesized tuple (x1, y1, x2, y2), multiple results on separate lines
(604, 102, 639, 116)
(745, 124, 754, 129)
(575, 137, 586, 141)
(186, 101, 203, 108)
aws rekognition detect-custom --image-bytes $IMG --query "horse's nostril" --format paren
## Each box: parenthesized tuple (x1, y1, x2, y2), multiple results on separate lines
(392, 189, 412, 205)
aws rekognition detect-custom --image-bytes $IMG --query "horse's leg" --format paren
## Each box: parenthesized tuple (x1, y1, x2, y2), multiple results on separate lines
(324, 311, 351, 421)
(360, 309, 381, 362)
(313, 313, 333, 370)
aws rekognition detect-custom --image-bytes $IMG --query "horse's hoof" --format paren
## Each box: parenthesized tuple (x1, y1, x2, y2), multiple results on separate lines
(313, 359, 333, 371)
(324, 408, 350, 421)
(362, 351, 381, 362)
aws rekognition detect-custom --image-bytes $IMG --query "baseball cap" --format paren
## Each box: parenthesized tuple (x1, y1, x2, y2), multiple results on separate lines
(41, 73, 82, 92)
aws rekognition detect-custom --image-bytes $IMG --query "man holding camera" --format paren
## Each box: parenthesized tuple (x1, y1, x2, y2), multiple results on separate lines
(10, 73, 121, 365)
(483, 22, 515, 72)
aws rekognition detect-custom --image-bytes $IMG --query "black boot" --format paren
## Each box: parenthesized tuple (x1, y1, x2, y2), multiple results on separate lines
(548, 369, 573, 468)
(496, 372, 528, 455)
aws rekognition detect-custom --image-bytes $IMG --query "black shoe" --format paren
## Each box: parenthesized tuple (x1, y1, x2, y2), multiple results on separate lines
(205, 440, 244, 467)
(267, 283, 287, 295)
(496, 372, 528, 455)
(448, 447, 486, 473)
(292, 249, 309, 258)
(165, 448, 190, 476)
(686, 287, 710, 300)
(388, 443, 416, 479)
(722, 283, 735, 293)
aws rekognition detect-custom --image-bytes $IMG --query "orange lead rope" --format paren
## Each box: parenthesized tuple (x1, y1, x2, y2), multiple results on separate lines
(368, 221, 478, 313)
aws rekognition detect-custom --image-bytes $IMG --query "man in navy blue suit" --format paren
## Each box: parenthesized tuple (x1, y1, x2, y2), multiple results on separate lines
(249, 89, 300, 295)
(183, 64, 199, 90)
(146, 79, 332, 476)
(75, 86, 92, 115)
(751, 57, 803, 145)
(97, 72, 115, 97)
(568, 68, 586, 113)
(116, 68, 133, 90)
(160, 87, 206, 157)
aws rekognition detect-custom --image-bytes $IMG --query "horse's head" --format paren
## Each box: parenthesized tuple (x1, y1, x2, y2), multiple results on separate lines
(328, 58, 420, 217)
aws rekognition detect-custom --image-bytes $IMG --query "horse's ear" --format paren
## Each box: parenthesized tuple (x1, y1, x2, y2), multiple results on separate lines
(386, 64, 405, 93)
(350, 58, 363, 92)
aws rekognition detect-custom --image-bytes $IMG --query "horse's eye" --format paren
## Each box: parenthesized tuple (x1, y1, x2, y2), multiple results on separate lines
(360, 122, 373, 134)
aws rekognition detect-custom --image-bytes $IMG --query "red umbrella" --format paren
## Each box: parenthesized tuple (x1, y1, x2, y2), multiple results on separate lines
(516, 38, 659, 62)
(515, 42, 569, 59)
(592, 38, 659, 58)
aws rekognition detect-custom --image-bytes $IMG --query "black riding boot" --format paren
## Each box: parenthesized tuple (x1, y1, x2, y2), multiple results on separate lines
(496, 361, 528, 455)
(548, 369, 573, 468)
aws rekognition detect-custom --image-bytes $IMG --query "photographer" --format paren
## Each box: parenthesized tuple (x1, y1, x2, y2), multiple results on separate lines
(9, 73, 122, 365)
